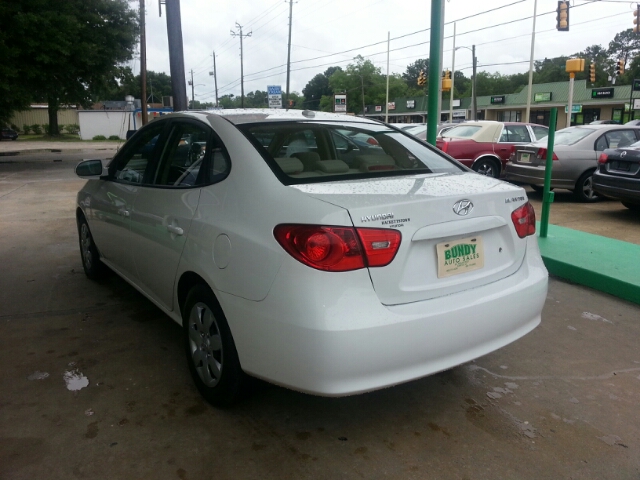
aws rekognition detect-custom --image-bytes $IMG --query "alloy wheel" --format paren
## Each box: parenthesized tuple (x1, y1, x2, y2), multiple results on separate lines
(187, 302, 223, 387)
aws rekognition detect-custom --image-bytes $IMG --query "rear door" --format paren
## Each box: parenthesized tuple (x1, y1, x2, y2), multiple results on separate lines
(128, 119, 227, 310)
(495, 124, 532, 162)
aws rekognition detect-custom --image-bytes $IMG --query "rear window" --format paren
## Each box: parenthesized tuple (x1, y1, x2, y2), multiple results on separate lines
(238, 121, 464, 184)
(441, 125, 482, 138)
(538, 126, 594, 146)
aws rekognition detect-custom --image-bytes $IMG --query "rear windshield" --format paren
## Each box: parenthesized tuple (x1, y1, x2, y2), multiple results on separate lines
(441, 125, 482, 138)
(238, 121, 464, 184)
(537, 126, 595, 146)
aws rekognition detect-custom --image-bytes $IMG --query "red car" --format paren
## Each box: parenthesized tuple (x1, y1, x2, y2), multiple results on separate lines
(434, 121, 549, 178)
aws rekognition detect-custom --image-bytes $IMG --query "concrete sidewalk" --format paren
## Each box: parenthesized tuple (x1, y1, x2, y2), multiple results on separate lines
(0, 140, 119, 156)
(538, 223, 640, 305)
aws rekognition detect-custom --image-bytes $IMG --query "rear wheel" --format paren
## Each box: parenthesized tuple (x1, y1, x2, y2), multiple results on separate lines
(472, 158, 500, 178)
(621, 201, 640, 212)
(77, 215, 105, 280)
(573, 170, 599, 202)
(183, 285, 245, 407)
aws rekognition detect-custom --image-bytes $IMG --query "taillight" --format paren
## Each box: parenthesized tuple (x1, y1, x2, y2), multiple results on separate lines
(511, 202, 536, 238)
(598, 153, 608, 164)
(509, 145, 517, 161)
(536, 148, 558, 161)
(440, 141, 449, 153)
(274, 224, 401, 271)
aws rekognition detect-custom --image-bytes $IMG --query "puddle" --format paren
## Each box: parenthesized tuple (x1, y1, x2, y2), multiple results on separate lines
(63, 369, 89, 391)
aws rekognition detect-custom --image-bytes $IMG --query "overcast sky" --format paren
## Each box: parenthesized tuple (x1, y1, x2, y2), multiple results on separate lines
(136, 0, 635, 103)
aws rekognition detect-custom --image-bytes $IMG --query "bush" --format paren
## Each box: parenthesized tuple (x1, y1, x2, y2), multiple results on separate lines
(22, 124, 31, 135)
(42, 124, 49, 135)
(10, 124, 19, 132)
(65, 124, 80, 135)
(92, 135, 107, 140)
(31, 124, 42, 135)
(108, 135, 120, 140)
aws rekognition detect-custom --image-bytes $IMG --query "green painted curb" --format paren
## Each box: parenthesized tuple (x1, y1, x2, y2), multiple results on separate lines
(537, 223, 640, 305)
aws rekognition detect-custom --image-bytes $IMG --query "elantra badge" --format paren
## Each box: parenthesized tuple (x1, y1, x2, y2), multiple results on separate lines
(453, 199, 473, 216)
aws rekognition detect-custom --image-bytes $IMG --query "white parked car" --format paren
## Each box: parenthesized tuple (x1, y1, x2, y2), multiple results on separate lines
(75, 109, 548, 406)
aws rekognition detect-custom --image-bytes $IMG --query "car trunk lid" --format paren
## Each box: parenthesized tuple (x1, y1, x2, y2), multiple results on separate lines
(292, 172, 531, 305)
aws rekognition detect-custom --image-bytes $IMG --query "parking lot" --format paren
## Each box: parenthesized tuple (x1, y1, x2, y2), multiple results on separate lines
(1, 149, 639, 479)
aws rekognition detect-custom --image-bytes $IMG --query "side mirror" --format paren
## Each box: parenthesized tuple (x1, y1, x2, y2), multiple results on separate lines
(75, 159, 106, 178)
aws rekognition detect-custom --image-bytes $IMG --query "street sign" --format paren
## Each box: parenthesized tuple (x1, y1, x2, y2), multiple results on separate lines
(564, 104, 582, 113)
(267, 85, 282, 109)
(334, 94, 347, 113)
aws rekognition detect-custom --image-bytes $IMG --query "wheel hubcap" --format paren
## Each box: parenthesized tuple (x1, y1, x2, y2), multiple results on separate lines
(80, 224, 93, 269)
(188, 302, 223, 387)
(477, 163, 493, 176)
(582, 176, 597, 199)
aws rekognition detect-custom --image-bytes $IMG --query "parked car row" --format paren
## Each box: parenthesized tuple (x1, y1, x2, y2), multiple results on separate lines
(1, 127, 19, 140)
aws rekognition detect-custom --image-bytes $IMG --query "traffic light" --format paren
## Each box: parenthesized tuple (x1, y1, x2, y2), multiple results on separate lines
(288, 99, 295, 107)
(589, 62, 596, 83)
(417, 70, 426, 86)
(616, 59, 625, 76)
(556, 1, 569, 31)
(442, 70, 452, 92)
(634, 4, 640, 33)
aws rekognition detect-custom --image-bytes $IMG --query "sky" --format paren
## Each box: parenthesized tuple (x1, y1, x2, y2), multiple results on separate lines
(135, 0, 636, 104)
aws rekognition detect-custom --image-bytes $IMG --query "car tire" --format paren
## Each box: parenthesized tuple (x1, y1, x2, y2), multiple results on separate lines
(182, 285, 245, 407)
(77, 215, 106, 280)
(573, 170, 600, 203)
(530, 185, 554, 193)
(621, 201, 640, 212)
(472, 158, 500, 178)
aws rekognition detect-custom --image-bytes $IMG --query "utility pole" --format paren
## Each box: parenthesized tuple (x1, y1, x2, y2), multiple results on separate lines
(140, 0, 148, 125)
(427, 0, 443, 145)
(164, 0, 188, 111)
(210, 50, 219, 107)
(285, 0, 294, 105)
(189, 69, 194, 109)
(231, 23, 252, 108)
(525, 0, 538, 124)
(472, 44, 477, 121)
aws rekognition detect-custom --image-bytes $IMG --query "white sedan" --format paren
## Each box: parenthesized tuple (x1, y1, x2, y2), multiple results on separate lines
(75, 109, 548, 406)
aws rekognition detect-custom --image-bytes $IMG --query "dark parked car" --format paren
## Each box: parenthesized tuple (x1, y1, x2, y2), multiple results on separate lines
(593, 141, 640, 211)
(1, 127, 19, 140)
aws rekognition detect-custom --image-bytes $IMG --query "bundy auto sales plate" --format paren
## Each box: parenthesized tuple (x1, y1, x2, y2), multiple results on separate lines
(519, 152, 531, 163)
(436, 236, 484, 278)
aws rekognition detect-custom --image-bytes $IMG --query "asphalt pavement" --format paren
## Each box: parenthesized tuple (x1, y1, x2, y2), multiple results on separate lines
(1, 150, 639, 479)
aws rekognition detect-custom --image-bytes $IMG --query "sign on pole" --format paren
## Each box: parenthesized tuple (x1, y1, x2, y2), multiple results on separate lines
(267, 85, 282, 109)
(334, 94, 347, 113)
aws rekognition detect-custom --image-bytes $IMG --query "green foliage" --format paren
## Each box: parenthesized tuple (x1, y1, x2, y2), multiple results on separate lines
(22, 124, 31, 135)
(10, 123, 18, 131)
(0, 0, 139, 133)
(302, 67, 343, 110)
(65, 124, 80, 135)
(108, 135, 120, 140)
(42, 124, 49, 135)
(103, 70, 173, 103)
(92, 135, 107, 141)
(328, 56, 408, 115)
(31, 124, 42, 135)
(402, 59, 430, 90)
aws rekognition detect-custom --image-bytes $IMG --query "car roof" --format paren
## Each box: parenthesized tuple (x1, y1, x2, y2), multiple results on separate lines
(178, 108, 382, 126)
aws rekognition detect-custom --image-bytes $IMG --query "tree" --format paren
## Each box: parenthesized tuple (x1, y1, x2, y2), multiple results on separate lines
(0, 0, 138, 134)
(107, 70, 174, 103)
(302, 66, 342, 110)
(575, 45, 611, 86)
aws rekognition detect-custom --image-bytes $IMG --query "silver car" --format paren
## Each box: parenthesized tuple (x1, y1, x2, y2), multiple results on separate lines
(505, 125, 640, 202)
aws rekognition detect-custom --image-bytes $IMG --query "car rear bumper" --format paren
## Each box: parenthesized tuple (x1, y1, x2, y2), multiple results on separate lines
(593, 172, 640, 202)
(504, 163, 575, 189)
(219, 235, 548, 396)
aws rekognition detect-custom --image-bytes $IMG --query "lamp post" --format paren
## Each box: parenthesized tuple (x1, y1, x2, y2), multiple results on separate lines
(449, 45, 476, 122)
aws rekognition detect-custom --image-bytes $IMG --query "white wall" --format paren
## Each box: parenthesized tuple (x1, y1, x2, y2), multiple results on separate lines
(78, 110, 134, 140)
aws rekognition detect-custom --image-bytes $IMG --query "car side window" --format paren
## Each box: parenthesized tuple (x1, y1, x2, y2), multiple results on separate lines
(111, 123, 164, 184)
(597, 130, 637, 150)
(153, 122, 211, 187)
(531, 126, 549, 140)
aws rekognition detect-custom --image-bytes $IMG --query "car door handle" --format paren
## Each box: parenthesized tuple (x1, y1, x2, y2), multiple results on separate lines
(167, 224, 184, 236)
(118, 209, 130, 217)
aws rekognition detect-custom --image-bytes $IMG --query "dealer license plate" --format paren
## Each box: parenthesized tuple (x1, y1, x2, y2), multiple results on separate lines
(519, 152, 531, 163)
(436, 236, 485, 278)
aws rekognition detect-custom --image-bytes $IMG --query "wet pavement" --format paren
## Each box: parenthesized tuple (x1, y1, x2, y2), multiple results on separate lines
(1, 151, 639, 479)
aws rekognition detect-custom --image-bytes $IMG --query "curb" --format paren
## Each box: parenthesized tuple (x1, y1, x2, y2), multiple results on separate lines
(538, 224, 640, 305)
